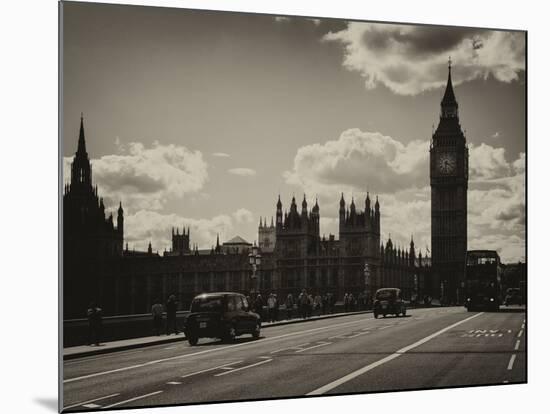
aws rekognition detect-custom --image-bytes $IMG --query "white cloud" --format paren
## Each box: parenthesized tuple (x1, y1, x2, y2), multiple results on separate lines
(228, 168, 257, 177)
(212, 152, 230, 158)
(232, 208, 254, 224)
(283, 127, 524, 263)
(124, 208, 256, 253)
(469, 143, 511, 181)
(324, 23, 525, 95)
(284, 128, 428, 196)
(63, 141, 208, 213)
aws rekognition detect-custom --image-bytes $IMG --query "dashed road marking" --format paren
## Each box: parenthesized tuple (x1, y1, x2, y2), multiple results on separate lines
(64, 317, 374, 383)
(507, 354, 516, 370)
(517, 330, 523, 338)
(214, 358, 272, 377)
(164, 346, 176, 350)
(166, 381, 181, 385)
(83, 403, 102, 408)
(307, 312, 484, 395)
(515, 340, 520, 350)
(63, 393, 120, 410)
(102, 391, 163, 409)
(295, 341, 332, 353)
(270, 342, 311, 354)
(346, 331, 371, 338)
(180, 361, 243, 379)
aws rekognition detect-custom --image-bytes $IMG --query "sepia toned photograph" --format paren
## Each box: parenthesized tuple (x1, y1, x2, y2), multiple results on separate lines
(60, 1, 526, 411)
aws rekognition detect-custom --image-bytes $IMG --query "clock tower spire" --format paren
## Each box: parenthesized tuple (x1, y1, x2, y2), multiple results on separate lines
(430, 60, 469, 304)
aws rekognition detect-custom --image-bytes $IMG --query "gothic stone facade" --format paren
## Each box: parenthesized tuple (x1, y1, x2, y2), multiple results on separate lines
(64, 118, 434, 318)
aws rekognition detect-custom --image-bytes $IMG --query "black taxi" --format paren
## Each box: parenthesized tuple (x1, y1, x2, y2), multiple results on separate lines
(184, 292, 261, 346)
(373, 288, 407, 318)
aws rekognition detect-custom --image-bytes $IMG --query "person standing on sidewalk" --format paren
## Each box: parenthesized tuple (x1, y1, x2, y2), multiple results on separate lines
(267, 293, 277, 322)
(151, 299, 164, 336)
(285, 293, 294, 320)
(166, 294, 179, 335)
(87, 301, 103, 346)
(298, 289, 309, 319)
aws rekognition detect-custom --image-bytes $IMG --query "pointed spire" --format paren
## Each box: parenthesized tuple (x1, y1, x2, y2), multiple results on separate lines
(441, 57, 458, 119)
(270, 216, 274, 227)
(118, 201, 123, 214)
(277, 194, 282, 209)
(77, 112, 87, 155)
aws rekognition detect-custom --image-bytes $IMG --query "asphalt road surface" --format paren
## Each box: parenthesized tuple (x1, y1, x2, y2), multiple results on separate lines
(63, 306, 526, 411)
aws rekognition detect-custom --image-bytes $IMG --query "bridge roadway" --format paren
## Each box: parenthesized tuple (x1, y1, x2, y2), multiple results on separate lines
(62, 306, 526, 411)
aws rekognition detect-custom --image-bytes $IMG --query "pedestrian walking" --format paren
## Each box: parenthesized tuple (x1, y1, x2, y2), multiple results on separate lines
(285, 293, 294, 320)
(349, 293, 355, 312)
(254, 294, 264, 321)
(267, 293, 277, 322)
(166, 294, 179, 335)
(274, 293, 280, 321)
(313, 294, 322, 316)
(298, 289, 309, 319)
(343, 293, 349, 313)
(87, 301, 103, 346)
(151, 299, 164, 336)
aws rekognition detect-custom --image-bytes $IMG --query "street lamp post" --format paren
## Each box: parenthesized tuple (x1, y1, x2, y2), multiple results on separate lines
(248, 244, 262, 296)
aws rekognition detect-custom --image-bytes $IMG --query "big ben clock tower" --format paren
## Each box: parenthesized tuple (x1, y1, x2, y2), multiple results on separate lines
(430, 59, 469, 304)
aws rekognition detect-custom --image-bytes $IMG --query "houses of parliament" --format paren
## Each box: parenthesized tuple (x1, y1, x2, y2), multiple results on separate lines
(63, 65, 469, 319)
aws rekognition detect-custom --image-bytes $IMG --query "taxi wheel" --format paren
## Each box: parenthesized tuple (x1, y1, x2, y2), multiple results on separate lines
(188, 334, 198, 346)
(226, 325, 236, 342)
(373, 312, 379, 319)
(252, 322, 261, 339)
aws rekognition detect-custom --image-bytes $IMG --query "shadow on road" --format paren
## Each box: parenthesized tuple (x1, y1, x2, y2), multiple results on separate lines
(192, 337, 264, 347)
(498, 307, 526, 313)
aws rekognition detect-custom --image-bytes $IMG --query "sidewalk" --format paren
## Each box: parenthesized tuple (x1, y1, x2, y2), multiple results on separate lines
(63, 309, 372, 360)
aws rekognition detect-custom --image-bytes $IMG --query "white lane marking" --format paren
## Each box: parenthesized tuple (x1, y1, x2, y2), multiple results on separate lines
(83, 403, 102, 408)
(295, 342, 332, 353)
(521, 323, 525, 329)
(517, 330, 523, 338)
(102, 391, 163, 409)
(180, 361, 243, 379)
(219, 367, 235, 370)
(259, 356, 271, 359)
(164, 346, 176, 350)
(378, 325, 392, 330)
(346, 331, 371, 339)
(166, 381, 181, 385)
(361, 327, 371, 331)
(270, 342, 311, 354)
(64, 393, 121, 410)
(515, 340, 520, 351)
(214, 358, 272, 377)
(65, 316, 372, 383)
(507, 354, 517, 370)
(307, 312, 484, 395)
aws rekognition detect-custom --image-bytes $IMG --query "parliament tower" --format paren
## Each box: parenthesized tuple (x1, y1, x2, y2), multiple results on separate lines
(430, 60, 469, 303)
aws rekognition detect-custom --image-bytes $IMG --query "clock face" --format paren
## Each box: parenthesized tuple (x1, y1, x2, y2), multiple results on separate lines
(438, 153, 456, 174)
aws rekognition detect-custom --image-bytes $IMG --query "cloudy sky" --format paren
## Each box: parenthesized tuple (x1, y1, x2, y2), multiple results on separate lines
(62, 2, 525, 262)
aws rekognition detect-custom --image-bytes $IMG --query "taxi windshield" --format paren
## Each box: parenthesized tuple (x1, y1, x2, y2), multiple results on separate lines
(191, 296, 224, 312)
(376, 290, 397, 300)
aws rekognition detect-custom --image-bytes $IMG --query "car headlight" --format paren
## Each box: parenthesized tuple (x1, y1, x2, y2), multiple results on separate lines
(489, 298, 494, 302)
(466, 298, 471, 302)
